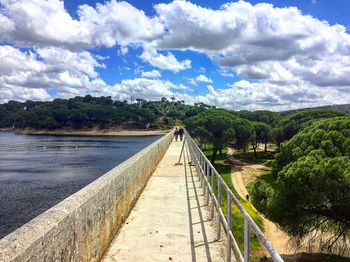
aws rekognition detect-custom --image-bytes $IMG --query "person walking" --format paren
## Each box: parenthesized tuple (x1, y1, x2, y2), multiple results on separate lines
(174, 127, 179, 141)
(178, 127, 184, 141)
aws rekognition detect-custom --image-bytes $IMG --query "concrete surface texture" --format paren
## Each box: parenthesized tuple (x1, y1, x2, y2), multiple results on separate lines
(102, 140, 227, 262)
(0, 132, 173, 262)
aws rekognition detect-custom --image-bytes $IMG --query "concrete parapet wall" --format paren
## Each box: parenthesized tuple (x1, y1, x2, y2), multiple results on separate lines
(0, 131, 173, 262)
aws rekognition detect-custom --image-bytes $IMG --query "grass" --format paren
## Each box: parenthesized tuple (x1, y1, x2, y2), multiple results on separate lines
(202, 146, 266, 261)
(260, 253, 350, 262)
(233, 148, 275, 165)
(246, 170, 271, 194)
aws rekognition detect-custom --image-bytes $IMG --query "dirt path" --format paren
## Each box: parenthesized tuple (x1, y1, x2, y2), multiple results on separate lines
(227, 148, 295, 255)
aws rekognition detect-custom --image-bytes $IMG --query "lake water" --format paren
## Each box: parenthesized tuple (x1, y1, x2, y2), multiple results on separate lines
(0, 131, 162, 239)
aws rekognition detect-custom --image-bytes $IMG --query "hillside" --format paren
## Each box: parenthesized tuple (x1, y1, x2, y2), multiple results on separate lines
(0, 95, 212, 131)
(280, 103, 350, 115)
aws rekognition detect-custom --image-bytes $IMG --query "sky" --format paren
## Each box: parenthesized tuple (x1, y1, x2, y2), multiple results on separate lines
(1, 0, 350, 111)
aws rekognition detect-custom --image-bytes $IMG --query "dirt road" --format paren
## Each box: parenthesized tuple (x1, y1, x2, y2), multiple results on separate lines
(227, 148, 295, 255)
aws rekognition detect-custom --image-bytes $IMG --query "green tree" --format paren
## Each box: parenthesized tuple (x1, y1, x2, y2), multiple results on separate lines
(251, 122, 272, 158)
(232, 118, 255, 154)
(237, 110, 282, 127)
(273, 109, 346, 145)
(184, 109, 235, 164)
(251, 117, 350, 252)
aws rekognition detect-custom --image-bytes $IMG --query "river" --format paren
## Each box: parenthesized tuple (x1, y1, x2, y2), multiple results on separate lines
(0, 131, 162, 239)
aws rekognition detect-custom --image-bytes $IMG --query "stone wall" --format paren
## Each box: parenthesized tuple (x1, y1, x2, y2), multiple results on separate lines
(0, 131, 173, 262)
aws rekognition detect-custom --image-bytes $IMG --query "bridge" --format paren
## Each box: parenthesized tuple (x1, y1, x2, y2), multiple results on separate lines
(0, 131, 283, 262)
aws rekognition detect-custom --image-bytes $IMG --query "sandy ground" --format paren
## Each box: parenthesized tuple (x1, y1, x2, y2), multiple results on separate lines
(102, 141, 229, 262)
(2, 128, 170, 137)
(227, 147, 295, 255)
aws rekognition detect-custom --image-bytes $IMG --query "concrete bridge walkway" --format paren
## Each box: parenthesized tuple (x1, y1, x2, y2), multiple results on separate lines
(102, 140, 227, 262)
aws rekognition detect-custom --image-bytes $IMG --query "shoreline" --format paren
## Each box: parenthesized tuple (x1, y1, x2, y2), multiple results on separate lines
(0, 128, 170, 137)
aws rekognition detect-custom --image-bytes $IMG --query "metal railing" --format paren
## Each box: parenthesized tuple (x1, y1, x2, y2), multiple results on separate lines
(183, 130, 284, 262)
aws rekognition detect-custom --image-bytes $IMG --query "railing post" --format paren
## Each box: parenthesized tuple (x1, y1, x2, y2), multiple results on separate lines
(217, 179, 222, 240)
(226, 194, 232, 261)
(244, 218, 250, 262)
(203, 163, 208, 193)
(206, 166, 210, 205)
(201, 155, 204, 188)
(211, 171, 215, 220)
(198, 151, 202, 183)
(196, 148, 200, 181)
(201, 154, 205, 186)
(188, 139, 193, 164)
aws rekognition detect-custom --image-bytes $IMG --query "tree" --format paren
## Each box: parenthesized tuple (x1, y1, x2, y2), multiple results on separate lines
(251, 117, 350, 252)
(251, 122, 272, 158)
(232, 118, 255, 154)
(184, 109, 235, 164)
(273, 109, 346, 145)
(237, 110, 282, 127)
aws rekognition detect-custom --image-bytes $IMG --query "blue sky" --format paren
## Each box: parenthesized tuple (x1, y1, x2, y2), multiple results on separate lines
(1, 0, 350, 110)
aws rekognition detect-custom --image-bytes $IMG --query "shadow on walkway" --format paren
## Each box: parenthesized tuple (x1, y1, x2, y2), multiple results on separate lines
(183, 143, 225, 262)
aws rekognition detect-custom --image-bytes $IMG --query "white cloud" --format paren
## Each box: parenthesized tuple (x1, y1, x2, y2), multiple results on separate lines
(0, 13, 14, 37)
(184, 79, 347, 111)
(1, 0, 350, 110)
(141, 70, 161, 78)
(0, 0, 164, 48)
(118, 46, 129, 56)
(0, 86, 50, 104)
(112, 78, 175, 101)
(188, 74, 213, 85)
(0, 44, 347, 110)
(219, 68, 235, 77)
(0, 45, 107, 101)
(140, 45, 191, 72)
(196, 74, 212, 83)
(78, 1, 164, 47)
(153, 0, 350, 91)
(0, 45, 182, 103)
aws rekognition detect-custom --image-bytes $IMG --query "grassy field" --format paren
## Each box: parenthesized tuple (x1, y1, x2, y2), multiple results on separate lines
(201, 147, 267, 261)
(233, 148, 275, 165)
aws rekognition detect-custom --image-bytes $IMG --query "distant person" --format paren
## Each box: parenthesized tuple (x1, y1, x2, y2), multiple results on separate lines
(178, 127, 184, 141)
(174, 127, 179, 142)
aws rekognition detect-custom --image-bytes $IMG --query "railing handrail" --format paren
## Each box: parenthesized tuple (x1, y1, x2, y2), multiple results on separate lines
(183, 129, 284, 262)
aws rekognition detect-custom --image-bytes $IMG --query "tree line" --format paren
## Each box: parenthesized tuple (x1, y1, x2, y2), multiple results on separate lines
(185, 107, 346, 163)
(0, 95, 210, 130)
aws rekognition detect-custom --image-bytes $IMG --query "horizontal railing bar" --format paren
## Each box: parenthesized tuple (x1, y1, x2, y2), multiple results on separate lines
(185, 130, 283, 262)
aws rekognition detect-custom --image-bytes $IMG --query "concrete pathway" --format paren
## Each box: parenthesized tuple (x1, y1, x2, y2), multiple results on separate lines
(102, 140, 227, 262)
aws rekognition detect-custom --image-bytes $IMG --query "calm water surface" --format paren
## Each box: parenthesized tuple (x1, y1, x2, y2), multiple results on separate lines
(0, 131, 161, 238)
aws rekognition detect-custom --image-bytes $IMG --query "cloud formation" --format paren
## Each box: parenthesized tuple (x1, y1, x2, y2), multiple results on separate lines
(141, 70, 162, 78)
(0, 0, 350, 110)
(188, 74, 213, 85)
(0, 45, 106, 102)
(0, 0, 163, 48)
(140, 45, 191, 72)
(154, 0, 350, 89)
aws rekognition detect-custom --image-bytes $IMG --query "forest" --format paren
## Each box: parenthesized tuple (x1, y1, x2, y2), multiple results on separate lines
(0, 95, 212, 130)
